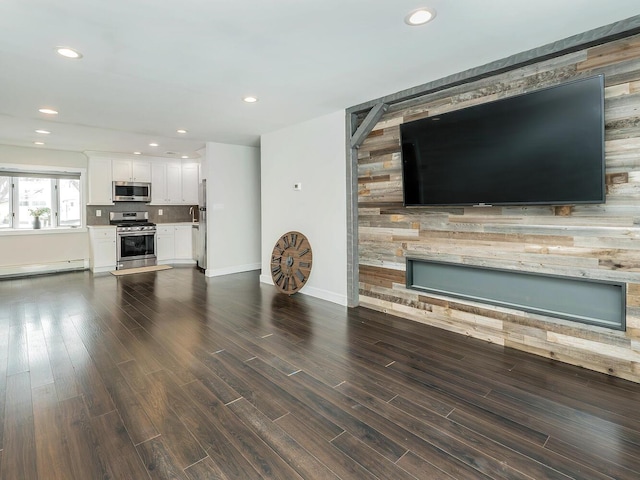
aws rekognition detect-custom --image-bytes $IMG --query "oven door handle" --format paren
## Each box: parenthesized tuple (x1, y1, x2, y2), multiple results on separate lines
(117, 231, 156, 236)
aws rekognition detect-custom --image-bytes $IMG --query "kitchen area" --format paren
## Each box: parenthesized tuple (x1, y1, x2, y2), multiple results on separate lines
(0, 142, 258, 280)
(86, 152, 206, 273)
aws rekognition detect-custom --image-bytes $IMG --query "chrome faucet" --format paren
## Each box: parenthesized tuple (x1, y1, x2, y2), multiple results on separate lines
(189, 206, 196, 223)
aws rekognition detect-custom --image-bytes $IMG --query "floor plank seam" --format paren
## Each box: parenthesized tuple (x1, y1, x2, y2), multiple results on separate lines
(133, 433, 162, 447)
(329, 431, 346, 443)
(393, 449, 410, 465)
(181, 454, 212, 472)
(272, 412, 290, 422)
(224, 396, 243, 406)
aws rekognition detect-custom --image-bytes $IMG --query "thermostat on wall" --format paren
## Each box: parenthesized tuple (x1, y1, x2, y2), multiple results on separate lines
(294, 183, 302, 191)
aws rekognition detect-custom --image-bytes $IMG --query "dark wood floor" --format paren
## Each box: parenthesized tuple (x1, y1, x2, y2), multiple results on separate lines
(0, 267, 639, 479)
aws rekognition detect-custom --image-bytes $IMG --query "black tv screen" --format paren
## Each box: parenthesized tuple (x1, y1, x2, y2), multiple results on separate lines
(401, 74, 605, 206)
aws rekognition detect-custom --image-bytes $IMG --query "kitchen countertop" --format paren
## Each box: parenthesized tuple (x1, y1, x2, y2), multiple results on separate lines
(87, 222, 197, 227)
(156, 222, 198, 226)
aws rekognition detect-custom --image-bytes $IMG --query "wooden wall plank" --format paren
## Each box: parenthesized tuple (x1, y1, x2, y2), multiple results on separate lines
(358, 33, 640, 383)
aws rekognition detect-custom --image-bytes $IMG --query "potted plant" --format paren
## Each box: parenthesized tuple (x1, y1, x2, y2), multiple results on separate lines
(28, 207, 50, 229)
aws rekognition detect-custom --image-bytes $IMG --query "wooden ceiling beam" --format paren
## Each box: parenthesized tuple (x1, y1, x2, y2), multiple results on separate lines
(350, 102, 388, 149)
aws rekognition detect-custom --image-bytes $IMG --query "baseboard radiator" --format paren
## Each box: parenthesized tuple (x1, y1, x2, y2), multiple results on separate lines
(0, 259, 88, 278)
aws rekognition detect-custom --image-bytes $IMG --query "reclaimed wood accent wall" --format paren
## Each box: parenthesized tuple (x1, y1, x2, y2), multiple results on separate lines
(358, 34, 640, 383)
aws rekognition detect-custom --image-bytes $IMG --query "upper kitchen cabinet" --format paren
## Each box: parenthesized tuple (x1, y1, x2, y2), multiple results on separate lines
(181, 162, 199, 204)
(112, 158, 151, 182)
(86, 153, 199, 206)
(87, 156, 113, 205)
(151, 160, 175, 204)
(150, 160, 199, 205)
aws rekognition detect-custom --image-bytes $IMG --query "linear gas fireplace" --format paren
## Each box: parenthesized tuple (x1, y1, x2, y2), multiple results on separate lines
(406, 258, 626, 331)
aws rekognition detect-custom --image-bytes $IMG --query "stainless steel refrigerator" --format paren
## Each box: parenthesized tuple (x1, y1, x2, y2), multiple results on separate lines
(197, 180, 207, 269)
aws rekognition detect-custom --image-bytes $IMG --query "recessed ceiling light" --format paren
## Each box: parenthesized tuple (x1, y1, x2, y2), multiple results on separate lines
(35, 129, 51, 134)
(176, 129, 187, 134)
(243, 96, 258, 103)
(149, 143, 159, 147)
(181, 155, 189, 159)
(56, 46, 83, 59)
(404, 8, 436, 26)
(38, 108, 58, 115)
(133, 151, 142, 155)
(34, 141, 45, 145)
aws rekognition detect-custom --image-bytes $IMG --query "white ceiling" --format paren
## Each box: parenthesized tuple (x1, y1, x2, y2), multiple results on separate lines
(1, 1, 639, 159)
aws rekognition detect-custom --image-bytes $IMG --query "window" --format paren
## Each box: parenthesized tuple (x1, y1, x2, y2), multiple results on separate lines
(0, 176, 10, 228)
(0, 171, 81, 229)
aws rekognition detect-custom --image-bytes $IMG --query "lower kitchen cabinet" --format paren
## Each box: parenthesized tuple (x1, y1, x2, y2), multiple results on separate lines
(191, 224, 199, 262)
(174, 224, 192, 259)
(156, 224, 195, 264)
(88, 226, 116, 273)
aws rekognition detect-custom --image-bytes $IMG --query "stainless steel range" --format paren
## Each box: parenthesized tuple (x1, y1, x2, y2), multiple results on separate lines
(110, 211, 157, 270)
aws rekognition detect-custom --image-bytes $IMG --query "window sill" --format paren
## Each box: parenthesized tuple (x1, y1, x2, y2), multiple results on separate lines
(0, 226, 87, 236)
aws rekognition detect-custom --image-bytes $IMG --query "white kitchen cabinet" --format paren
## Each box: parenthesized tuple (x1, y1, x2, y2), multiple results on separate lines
(191, 224, 199, 262)
(166, 162, 183, 203)
(174, 225, 193, 259)
(181, 162, 199, 204)
(151, 162, 169, 204)
(151, 161, 181, 204)
(156, 224, 194, 264)
(88, 226, 116, 272)
(150, 160, 198, 205)
(156, 225, 175, 261)
(87, 157, 113, 205)
(112, 159, 151, 182)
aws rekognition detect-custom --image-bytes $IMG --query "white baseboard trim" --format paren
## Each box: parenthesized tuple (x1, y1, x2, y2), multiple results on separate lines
(91, 266, 114, 274)
(259, 274, 348, 306)
(205, 262, 261, 277)
(0, 259, 88, 278)
(302, 285, 348, 306)
(158, 259, 196, 266)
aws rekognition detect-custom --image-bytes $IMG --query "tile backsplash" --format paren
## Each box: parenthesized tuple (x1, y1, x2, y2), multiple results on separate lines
(86, 203, 198, 225)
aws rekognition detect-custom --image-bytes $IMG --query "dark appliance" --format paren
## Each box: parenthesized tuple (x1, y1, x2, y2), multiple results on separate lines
(400, 74, 605, 207)
(112, 181, 151, 202)
(110, 211, 157, 270)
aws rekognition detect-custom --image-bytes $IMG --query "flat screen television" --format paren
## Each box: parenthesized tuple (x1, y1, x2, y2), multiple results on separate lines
(400, 74, 605, 207)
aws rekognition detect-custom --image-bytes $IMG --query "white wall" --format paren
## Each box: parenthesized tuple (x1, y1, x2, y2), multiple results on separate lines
(0, 145, 90, 275)
(260, 110, 347, 305)
(0, 231, 89, 275)
(0, 144, 87, 169)
(204, 142, 261, 276)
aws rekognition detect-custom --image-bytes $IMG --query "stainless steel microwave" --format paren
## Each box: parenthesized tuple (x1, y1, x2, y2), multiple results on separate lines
(112, 181, 151, 202)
